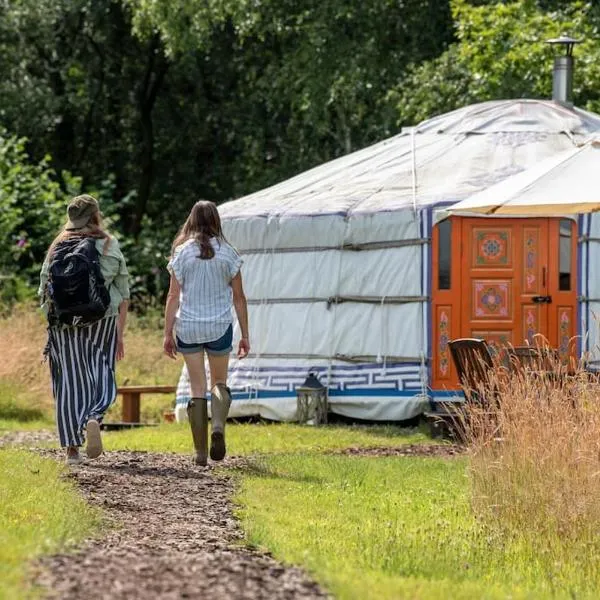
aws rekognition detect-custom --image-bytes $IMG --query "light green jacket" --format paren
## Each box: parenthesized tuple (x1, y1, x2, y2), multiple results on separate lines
(39, 236, 130, 317)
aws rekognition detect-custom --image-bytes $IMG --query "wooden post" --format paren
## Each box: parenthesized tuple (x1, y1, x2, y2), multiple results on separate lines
(122, 391, 141, 423)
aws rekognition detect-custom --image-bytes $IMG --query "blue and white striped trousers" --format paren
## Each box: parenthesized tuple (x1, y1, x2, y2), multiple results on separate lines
(48, 317, 118, 447)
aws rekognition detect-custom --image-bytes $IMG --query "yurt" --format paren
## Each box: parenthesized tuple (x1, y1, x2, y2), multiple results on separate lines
(175, 98, 600, 422)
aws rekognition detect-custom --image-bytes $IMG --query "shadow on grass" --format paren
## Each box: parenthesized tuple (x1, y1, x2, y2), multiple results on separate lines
(0, 402, 46, 422)
(0, 382, 48, 422)
(324, 414, 430, 441)
(230, 414, 430, 441)
(232, 459, 325, 485)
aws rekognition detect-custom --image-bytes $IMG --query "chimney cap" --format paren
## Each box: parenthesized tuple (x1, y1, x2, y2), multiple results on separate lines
(546, 34, 582, 56)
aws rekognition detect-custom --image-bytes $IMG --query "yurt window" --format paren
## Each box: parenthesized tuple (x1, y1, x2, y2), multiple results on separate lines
(559, 219, 572, 291)
(438, 219, 452, 289)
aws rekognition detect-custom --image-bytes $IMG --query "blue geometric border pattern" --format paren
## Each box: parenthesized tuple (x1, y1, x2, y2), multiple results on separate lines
(228, 362, 423, 393)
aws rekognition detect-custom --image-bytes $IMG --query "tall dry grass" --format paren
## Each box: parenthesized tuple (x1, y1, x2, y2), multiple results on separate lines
(0, 307, 50, 410)
(459, 348, 600, 572)
(0, 306, 183, 420)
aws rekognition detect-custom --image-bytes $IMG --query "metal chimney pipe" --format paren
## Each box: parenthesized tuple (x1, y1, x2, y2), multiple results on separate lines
(546, 35, 582, 106)
(552, 55, 573, 105)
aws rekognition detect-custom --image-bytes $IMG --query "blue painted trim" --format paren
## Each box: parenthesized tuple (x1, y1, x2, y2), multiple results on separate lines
(429, 389, 465, 398)
(227, 388, 427, 401)
(176, 386, 463, 404)
(577, 214, 584, 357)
(430, 200, 465, 210)
(426, 206, 433, 387)
(587, 215, 592, 354)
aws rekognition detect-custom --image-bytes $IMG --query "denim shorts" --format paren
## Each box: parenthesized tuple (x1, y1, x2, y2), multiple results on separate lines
(176, 325, 233, 356)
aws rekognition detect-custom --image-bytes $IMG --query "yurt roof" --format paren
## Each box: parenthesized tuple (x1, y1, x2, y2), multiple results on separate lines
(219, 99, 600, 220)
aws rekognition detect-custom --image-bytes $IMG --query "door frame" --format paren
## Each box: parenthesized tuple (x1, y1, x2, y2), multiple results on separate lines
(431, 216, 578, 390)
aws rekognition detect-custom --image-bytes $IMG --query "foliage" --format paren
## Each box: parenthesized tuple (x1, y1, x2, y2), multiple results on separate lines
(0, 449, 101, 599)
(0, 0, 455, 307)
(391, 0, 600, 124)
(3, 0, 600, 306)
(0, 128, 74, 305)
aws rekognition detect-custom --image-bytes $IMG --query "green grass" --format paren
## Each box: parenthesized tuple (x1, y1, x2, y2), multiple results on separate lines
(103, 422, 429, 456)
(0, 449, 101, 600)
(2, 419, 597, 599)
(236, 454, 600, 600)
(0, 382, 48, 424)
(0, 419, 52, 432)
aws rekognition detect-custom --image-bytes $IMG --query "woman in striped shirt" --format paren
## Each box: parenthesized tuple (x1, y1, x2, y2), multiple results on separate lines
(164, 201, 250, 466)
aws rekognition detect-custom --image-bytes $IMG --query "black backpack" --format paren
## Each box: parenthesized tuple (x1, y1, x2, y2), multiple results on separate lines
(46, 237, 111, 326)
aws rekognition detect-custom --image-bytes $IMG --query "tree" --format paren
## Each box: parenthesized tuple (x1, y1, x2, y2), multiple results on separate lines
(390, 0, 600, 126)
(0, 0, 460, 305)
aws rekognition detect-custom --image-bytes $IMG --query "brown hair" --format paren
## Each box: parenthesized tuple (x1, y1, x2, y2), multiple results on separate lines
(47, 210, 111, 260)
(171, 201, 225, 260)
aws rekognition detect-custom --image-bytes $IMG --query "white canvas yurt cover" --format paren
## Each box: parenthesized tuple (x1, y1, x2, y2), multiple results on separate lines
(176, 99, 600, 421)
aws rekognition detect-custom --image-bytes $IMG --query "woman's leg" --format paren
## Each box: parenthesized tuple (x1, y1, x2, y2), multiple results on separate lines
(83, 317, 118, 459)
(207, 352, 232, 461)
(48, 327, 87, 456)
(207, 353, 229, 388)
(182, 351, 208, 397)
(182, 351, 209, 465)
(87, 317, 119, 421)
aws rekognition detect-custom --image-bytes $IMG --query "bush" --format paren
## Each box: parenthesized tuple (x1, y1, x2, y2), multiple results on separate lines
(0, 127, 76, 306)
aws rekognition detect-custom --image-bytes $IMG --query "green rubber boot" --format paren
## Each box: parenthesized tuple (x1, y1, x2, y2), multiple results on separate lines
(210, 384, 232, 461)
(187, 397, 208, 466)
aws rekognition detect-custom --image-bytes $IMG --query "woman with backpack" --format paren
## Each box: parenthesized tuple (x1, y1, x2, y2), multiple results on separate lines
(164, 200, 249, 466)
(39, 195, 130, 464)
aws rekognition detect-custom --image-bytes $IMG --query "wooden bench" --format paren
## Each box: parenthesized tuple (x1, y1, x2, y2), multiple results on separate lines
(117, 385, 177, 423)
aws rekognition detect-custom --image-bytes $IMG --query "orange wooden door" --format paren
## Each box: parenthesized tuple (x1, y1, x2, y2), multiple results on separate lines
(462, 218, 550, 352)
(431, 217, 578, 390)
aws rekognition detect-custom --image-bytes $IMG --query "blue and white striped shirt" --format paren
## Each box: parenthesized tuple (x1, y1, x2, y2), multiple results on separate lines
(168, 238, 243, 344)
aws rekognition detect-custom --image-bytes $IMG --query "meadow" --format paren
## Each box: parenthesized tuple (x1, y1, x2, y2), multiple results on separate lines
(2, 308, 600, 599)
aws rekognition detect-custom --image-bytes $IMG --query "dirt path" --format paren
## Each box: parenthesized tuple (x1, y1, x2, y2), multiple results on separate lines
(0, 429, 56, 447)
(338, 443, 465, 458)
(32, 450, 329, 600)
(3, 431, 461, 599)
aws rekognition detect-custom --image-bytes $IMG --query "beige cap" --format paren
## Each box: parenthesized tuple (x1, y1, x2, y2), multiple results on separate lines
(65, 195, 99, 230)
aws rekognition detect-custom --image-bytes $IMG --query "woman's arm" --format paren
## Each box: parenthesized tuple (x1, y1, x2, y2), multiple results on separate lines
(231, 272, 250, 358)
(163, 274, 181, 359)
(38, 259, 49, 301)
(116, 300, 129, 361)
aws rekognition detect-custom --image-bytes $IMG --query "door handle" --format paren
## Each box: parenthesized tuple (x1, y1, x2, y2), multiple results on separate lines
(532, 296, 552, 304)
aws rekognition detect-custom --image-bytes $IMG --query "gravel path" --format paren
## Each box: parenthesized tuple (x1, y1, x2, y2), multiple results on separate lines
(3, 430, 460, 599)
(31, 450, 329, 600)
(338, 443, 465, 458)
(0, 428, 56, 447)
